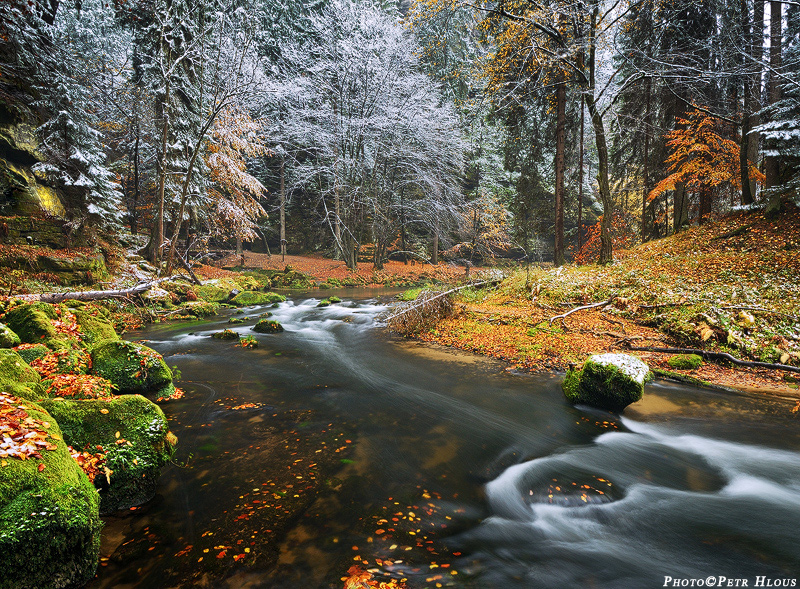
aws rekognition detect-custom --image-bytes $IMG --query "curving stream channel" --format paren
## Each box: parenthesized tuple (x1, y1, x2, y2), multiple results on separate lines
(90, 292, 800, 588)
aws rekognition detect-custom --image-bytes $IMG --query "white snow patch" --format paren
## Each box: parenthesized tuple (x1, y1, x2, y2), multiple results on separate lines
(587, 353, 650, 384)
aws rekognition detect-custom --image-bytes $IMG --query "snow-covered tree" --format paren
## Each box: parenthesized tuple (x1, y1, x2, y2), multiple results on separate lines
(270, 0, 464, 269)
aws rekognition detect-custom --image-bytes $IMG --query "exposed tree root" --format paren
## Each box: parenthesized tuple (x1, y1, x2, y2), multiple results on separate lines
(623, 345, 800, 374)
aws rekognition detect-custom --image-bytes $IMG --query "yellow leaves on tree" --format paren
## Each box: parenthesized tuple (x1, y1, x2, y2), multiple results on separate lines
(649, 109, 765, 207)
(205, 107, 271, 243)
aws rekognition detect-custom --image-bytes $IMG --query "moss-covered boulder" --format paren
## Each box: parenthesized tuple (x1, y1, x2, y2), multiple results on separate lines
(71, 308, 118, 345)
(196, 284, 231, 303)
(89, 340, 172, 396)
(563, 353, 652, 412)
(179, 301, 220, 318)
(39, 395, 176, 514)
(0, 348, 42, 396)
(12, 343, 49, 364)
(228, 317, 245, 324)
(328, 296, 341, 303)
(0, 323, 21, 348)
(211, 329, 240, 340)
(0, 394, 102, 589)
(230, 291, 286, 306)
(252, 319, 284, 333)
(317, 299, 331, 307)
(2, 302, 57, 345)
(667, 353, 703, 370)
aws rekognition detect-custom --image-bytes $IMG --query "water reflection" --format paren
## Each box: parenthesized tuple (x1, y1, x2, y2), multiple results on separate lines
(90, 291, 800, 588)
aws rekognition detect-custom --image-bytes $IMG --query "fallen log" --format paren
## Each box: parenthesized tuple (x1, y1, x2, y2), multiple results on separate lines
(387, 278, 502, 322)
(33, 276, 192, 304)
(623, 345, 800, 374)
(548, 296, 616, 326)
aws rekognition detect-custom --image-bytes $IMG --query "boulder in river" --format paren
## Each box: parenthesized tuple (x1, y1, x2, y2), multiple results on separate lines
(230, 291, 286, 306)
(89, 339, 173, 397)
(0, 393, 102, 589)
(563, 353, 652, 412)
(253, 319, 284, 333)
(39, 395, 177, 514)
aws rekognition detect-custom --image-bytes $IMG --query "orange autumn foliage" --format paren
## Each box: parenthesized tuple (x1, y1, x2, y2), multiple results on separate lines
(649, 109, 764, 203)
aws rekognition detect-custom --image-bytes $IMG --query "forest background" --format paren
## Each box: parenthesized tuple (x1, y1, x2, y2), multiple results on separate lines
(0, 0, 798, 274)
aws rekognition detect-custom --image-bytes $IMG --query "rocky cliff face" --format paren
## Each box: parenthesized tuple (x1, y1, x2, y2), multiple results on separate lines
(0, 100, 84, 250)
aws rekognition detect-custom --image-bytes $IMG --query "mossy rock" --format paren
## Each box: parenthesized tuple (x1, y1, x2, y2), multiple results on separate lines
(0, 323, 21, 348)
(180, 301, 220, 318)
(563, 353, 653, 412)
(12, 343, 49, 364)
(195, 284, 230, 303)
(230, 291, 286, 306)
(0, 395, 102, 589)
(2, 302, 57, 345)
(227, 317, 245, 324)
(39, 395, 176, 514)
(42, 374, 115, 400)
(328, 296, 341, 303)
(211, 329, 240, 340)
(71, 308, 118, 345)
(317, 299, 331, 308)
(89, 340, 172, 395)
(398, 288, 422, 302)
(667, 353, 703, 370)
(257, 311, 272, 319)
(0, 348, 42, 395)
(252, 319, 284, 333)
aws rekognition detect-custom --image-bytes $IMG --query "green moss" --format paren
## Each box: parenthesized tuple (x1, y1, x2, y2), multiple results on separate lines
(561, 368, 582, 404)
(563, 354, 652, 412)
(89, 340, 172, 395)
(0, 349, 41, 393)
(180, 301, 220, 317)
(36, 348, 92, 376)
(212, 329, 240, 340)
(317, 299, 331, 307)
(13, 343, 49, 364)
(71, 308, 118, 345)
(2, 302, 56, 345)
(253, 319, 284, 333)
(39, 395, 176, 514)
(328, 296, 341, 303)
(258, 312, 273, 319)
(230, 291, 286, 306)
(227, 317, 245, 324)
(667, 353, 703, 370)
(196, 284, 231, 303)
(0, 322, 21, 348)
(0, 397, 102, 589)
(398, 288, 422, 302)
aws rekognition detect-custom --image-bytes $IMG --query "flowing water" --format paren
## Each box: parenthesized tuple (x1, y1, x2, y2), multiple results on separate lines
(91, 292, 800, 588)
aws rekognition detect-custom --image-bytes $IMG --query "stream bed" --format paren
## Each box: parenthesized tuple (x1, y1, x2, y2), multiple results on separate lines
(89, 291, 800, 588)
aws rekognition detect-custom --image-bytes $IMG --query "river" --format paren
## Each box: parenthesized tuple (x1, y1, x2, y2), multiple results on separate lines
(89, 292, 800, 588)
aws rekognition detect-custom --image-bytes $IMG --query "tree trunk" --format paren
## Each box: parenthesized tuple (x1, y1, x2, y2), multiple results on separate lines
(154, 78, 170, 265)
(764, 0, 782, 191)
(642, 76, 653, 241)
(747, 0, 765, 199)
(673, 181, 689, 232)
(280, 155, 286, 258)
(554, 79, 566, 267)
(586, 3, 613, 264)
(432, 208, 439, 265)
(699, 185, 712, 224)
(739, 0, 755, 205)
(578, 98, 584, 252)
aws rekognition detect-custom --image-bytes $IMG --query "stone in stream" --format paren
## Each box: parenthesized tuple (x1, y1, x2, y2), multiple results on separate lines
(563, 353, 652, 412)
(39, 395, 177, 514)
(89, 339, 174, 398)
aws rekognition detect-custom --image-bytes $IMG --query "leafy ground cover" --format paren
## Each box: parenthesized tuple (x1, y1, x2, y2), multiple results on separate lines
(219, 252, 471, 287)
(415, 208, 800, 397)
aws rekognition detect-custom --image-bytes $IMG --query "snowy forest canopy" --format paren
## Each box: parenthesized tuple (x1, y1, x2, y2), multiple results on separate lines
(1, 0, 798, 267)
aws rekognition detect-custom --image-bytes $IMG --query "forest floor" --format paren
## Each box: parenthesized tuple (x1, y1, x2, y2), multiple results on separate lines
(407, 206, 800, 400)
(214, 251, 474, 286)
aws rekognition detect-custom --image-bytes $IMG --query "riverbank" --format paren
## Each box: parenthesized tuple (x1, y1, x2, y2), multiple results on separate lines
(407, 208, 800, 401)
